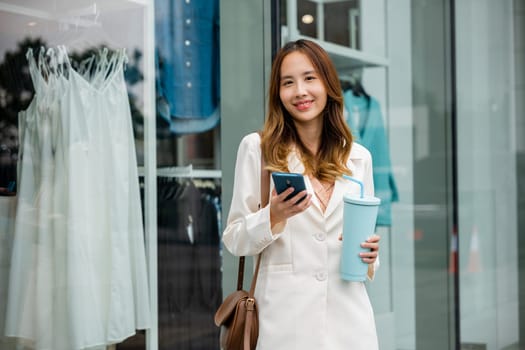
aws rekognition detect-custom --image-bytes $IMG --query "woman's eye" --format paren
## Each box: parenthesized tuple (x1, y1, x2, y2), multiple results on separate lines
(282, 80, 293, 86)
(306, 75, 316, 81)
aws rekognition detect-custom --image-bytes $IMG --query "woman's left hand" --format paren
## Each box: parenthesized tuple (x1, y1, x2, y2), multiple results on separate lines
(359, 234, 380, 264)
(337, 233, 381, 264)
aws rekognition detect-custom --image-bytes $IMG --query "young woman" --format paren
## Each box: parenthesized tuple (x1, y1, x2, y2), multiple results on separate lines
(222, 39, 381, 349)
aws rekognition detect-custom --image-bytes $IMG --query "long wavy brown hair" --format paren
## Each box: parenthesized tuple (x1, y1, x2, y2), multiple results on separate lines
(260, 39, 353, 182)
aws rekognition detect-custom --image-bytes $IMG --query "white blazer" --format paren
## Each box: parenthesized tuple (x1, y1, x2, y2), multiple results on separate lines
(223, 132, 379, 350)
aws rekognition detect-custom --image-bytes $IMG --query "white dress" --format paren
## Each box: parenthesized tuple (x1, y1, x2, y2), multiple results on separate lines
(5, 46, 150, 350)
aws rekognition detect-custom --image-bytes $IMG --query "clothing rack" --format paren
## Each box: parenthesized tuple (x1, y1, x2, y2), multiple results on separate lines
(138, 165, 222, 179)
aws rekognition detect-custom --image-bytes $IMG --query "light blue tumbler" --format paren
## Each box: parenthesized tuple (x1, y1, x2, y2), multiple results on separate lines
(340, 176, 381, 282)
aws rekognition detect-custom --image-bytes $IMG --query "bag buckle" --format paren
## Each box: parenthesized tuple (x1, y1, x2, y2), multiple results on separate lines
(245, 298, 255, 311)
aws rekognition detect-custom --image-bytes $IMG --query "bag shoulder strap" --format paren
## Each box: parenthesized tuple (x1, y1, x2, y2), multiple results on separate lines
(259, 130, 270, 208)
(236, 131, 269, 292)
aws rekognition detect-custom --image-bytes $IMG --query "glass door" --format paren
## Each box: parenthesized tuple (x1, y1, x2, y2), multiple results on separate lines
(455, 0, 522, 348)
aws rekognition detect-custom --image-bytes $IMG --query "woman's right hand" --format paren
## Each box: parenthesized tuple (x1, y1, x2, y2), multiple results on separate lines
(269, 187, 312, 228)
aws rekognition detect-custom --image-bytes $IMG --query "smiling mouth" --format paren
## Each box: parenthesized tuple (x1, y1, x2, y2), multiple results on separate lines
(295, 100, 313, 110)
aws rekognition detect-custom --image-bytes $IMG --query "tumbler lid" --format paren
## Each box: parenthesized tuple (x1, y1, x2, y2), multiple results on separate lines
(343, 194, 381, 206)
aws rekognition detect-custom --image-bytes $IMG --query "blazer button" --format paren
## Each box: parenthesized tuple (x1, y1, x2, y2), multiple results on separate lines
(314, 232, 325, 241)
(315, 271, 327, 281)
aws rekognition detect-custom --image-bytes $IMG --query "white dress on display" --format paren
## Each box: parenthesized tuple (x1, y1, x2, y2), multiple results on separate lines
(5, 46, 150, 350)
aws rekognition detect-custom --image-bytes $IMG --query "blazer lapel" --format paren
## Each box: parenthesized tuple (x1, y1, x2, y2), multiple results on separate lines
(287, 151, 323, 213)
(324, 177, 345, 217)
(287, 147, 364, 217)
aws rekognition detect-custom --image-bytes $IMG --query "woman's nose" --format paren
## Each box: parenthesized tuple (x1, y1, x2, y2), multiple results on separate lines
(294, 82, 307, 96)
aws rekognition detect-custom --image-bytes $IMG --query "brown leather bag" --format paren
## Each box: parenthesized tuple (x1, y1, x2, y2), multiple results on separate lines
(214, 255, 261, 350)
(214, 141, 269, 350)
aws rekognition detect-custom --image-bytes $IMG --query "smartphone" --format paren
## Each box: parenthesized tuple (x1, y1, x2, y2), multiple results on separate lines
(271, 172, 307, 203)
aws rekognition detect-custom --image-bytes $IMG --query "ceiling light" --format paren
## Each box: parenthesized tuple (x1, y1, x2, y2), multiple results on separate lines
(301, 14, 314, 24)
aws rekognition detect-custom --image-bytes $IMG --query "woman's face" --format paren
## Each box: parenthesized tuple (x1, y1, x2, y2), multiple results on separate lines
(279, 51, 327, 126)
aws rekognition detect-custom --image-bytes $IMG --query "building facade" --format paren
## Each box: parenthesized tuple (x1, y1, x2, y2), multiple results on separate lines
(0, 0, 523, 349)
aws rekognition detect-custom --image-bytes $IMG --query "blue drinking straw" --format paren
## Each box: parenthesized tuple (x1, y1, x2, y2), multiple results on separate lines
(342, 175, 364, 198)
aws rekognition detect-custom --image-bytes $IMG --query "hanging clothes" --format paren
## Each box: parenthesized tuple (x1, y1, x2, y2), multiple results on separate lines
(155, 176, 221, 350)
(154, 0, 220, 135)
(343, 90, 399, 226)
(5, 46, 150, 350)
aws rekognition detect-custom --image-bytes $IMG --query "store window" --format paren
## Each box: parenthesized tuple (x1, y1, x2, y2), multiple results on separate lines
(0, 1, 156, 350)
(2, 0, 524, 349)
(0, 0, 224, 349)
(455, 0, 523, 349)
(270, 0, 524, 349)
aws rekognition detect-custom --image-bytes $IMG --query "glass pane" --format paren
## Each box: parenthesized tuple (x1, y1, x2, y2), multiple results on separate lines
(0, 1, 151, 349)
(323, 0, 360, 48)
(281, 0, 360, 49)
(411, 0, 456, 348)
(153, 0, 222, 348)
(456, 1, 522, 349)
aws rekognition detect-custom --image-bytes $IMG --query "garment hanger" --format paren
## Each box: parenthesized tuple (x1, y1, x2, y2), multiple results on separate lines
(340, 69, 370, 101)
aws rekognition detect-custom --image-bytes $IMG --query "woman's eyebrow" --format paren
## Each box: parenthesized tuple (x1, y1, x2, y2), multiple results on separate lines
(281, 70, 316, 80)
